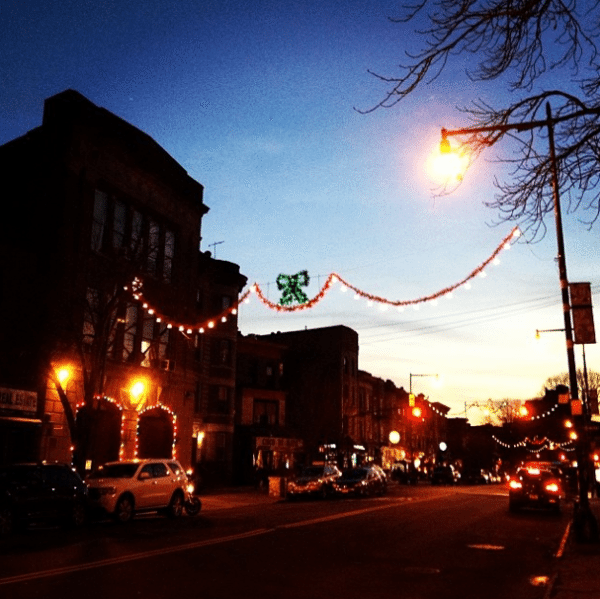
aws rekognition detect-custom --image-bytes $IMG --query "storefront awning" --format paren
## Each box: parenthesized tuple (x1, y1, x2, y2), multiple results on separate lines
(0, 415, 42, 425)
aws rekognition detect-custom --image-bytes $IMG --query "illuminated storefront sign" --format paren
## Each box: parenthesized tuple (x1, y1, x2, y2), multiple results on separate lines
(0, 387, 38, 414)
(255, 437, 303, 451)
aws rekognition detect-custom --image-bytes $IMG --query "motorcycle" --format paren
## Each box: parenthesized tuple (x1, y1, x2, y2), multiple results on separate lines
(184, 473, 202, 516)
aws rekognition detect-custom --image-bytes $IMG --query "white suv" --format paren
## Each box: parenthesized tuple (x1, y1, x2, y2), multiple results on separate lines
(87, 459, 187, 523)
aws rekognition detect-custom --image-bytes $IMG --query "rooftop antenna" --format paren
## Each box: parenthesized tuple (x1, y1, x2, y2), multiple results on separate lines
(208, 240, 224, 258)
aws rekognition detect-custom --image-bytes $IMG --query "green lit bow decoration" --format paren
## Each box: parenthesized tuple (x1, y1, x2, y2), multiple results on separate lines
(277, 270, 310, 306)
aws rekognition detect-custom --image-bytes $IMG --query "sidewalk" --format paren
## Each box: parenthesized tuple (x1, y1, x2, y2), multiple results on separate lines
(549, 499, 600, 599)
(200, 485, 277, 511)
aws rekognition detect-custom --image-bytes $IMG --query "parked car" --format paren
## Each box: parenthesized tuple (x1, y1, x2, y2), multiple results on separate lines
(431, 465, 460, 485)
(460, 467, 490, 485)
(286, 464, 341, 499)
(332, 466, 387, 497)
(86, 459, 188, 522)
(391, 461, 418, 485)
(0, 463, 88, 535)
(508, 466, 563, 513)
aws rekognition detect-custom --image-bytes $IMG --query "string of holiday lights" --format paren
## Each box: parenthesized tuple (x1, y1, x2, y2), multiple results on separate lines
(492, 434, 576, 451)
(135, 403, 178, 459)
(525, 402, 561, 420)
(126, 226, 521, 331)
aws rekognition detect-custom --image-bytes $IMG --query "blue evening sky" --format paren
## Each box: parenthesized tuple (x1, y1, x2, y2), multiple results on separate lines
(1, 0, 598, 421)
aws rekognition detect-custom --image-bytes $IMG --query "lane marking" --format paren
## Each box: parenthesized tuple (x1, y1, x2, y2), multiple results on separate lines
(0, 496, 419, 586)
(0, 492, 475, 586)
(278, 503, 394, 529)
(555, 520, 571, 558)
(467, 544, 505, 550)
(0, 529, 270, 586)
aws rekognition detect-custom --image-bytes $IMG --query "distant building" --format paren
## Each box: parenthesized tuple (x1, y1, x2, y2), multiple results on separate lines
(234, 334, 302, 485)
(0, 90, 246, 479)
(257, 325, 359, 467)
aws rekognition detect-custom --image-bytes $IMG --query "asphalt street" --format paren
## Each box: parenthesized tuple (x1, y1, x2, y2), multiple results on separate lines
(0, 484, 573, 599)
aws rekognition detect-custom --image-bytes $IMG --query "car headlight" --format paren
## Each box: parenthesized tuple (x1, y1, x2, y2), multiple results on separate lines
(509, 480, 522, 490)
(545, 482, 560, 493)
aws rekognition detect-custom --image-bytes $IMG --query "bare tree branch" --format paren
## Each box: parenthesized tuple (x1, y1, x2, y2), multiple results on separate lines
(360, 1, 600, 240)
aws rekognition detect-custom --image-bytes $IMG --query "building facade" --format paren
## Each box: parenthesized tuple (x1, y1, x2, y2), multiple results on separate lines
(256, 325, 359, 467)
(0, 90, 246, 480)
(234, 334, 303, 485)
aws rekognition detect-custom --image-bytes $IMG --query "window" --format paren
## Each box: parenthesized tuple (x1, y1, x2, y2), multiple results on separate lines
(151, 463, 169, 478)
(140, 312, 156, 367)
(147, 220, 160, 275)
(209, 386, 230, 415)
(122, 303, 138, 361)
(83, 288, 99, 345)
(91, 190, 177, 282)
(131, 209, 143, 259)
(113, 200, 127, 249)
(157, 326, 170, 361)
(212, 339, 232, 366)
(91, 190, 108, 251)
(140, 464, 154, 478)
(193, 333, 202, 362)
(253, 400, 279, 426)
(163, 229, 175, 283)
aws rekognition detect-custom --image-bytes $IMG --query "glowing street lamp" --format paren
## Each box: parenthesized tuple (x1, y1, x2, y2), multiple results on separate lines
(440, 106, 579, 400)
(55, 365, 73, 387)
(439, 103, 599, 539)
(129, 379, 147, 410)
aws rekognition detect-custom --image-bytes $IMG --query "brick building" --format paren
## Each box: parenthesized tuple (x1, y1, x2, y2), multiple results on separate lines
(256, 325, 360, 467)
(234, 334, 303, 485)
(0, 90, 246, 480)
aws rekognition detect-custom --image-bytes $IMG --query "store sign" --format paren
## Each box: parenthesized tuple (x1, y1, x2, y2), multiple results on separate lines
(255, 437, 303, 451)
(0, 387, 38, 413)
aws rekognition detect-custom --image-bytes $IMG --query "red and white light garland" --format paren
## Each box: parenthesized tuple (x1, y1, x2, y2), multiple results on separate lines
(126, 227, 521, 332)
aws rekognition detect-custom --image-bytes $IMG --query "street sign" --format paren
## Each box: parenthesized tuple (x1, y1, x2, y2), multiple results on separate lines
(570, 282, 596, 344)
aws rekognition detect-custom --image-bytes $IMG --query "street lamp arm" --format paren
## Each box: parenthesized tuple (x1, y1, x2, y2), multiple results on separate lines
(441, 105, 600, 141)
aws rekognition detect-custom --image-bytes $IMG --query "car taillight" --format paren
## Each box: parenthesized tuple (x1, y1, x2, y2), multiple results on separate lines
(509, 480, 522, 490)
(545, 482, 560, 493)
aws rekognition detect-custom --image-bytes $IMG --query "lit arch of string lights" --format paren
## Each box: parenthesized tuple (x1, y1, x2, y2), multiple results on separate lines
(125, 227, 521, 334)
(492, 435, 575, 452)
